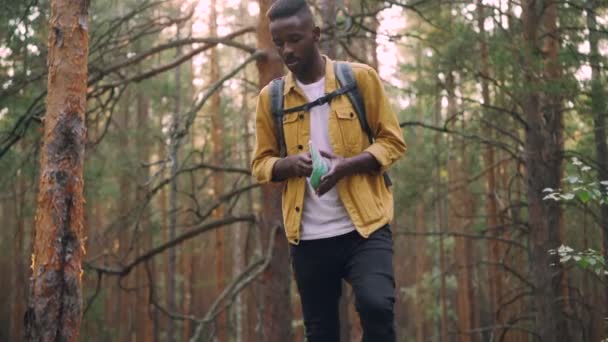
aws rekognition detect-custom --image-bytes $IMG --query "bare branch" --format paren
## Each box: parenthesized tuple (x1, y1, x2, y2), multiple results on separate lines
(85, 215, 256, 277)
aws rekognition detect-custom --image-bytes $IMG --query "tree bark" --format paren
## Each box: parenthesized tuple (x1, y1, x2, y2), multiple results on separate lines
(412, 47, 430, 342)
(117, 75, 135, 341)
(11, 163, 26, 341)
(320, 0, 337, 59)
(522, 0, 569, 339)
(256, 1, 293, 341)
(434, 80, 449, 342)
(446, 70, 476, 342)
(209, 1, 228, 339)
(586, 0, 608, 318)
(154, 106, 166, 342)
(135, 82, 154, 342)
(24, 0, 89, 340)
(167, 21, 182, 342)
(477, 1, 504, 339)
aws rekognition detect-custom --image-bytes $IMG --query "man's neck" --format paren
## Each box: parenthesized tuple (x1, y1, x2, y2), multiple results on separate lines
(295, 53, 325, 84)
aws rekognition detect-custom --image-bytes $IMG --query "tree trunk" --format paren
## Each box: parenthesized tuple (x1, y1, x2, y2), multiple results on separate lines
(414, 201, 429, 342)
(166, 21, 182, 342)
(412, 47, 430, 342)
(135, 82, 154, 342)
(232, 51, 252, 342)
(542, 4, 573, 337)
(117, 78, 135, 342)
(320, 0, 337, 59)
(586, 0, 608, 318)
(11, 164, 26, 341)
(1, 198, 13, 339)
(209, 1, 227, 339)
(476, 1, 504, 338)
(256, 1, 293, 341)
(446, 70, 476, 342)
(24, 0, 89, 340)
(522, 0, 569, 339)
(434, 80, 449, 342)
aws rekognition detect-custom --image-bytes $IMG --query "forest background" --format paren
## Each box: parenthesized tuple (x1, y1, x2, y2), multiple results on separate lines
(1, 0, 607, 341)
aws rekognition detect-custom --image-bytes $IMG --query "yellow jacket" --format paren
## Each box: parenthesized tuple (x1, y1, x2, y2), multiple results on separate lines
(251, 57, 406, 244)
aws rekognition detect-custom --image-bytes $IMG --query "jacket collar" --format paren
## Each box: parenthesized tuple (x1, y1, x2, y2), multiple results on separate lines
(284, 55, 338, 97)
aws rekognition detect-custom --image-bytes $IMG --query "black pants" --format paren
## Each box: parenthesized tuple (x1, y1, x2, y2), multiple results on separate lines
(290, 225, 396, 342)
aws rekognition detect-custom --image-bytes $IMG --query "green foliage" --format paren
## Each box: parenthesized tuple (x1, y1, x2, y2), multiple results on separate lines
(543, 157, 608, 204)
(549, 245, 607, 279)
(544, 158, 608, 279)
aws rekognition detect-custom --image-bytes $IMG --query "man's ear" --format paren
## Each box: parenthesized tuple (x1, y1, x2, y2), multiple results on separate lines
(312, 26, 321, 43)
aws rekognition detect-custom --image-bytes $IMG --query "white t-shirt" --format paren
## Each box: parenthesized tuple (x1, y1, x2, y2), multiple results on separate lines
(296, 77, 355, 240)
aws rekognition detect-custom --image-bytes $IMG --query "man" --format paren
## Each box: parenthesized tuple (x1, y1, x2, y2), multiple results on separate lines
(251, 0, 406, 341)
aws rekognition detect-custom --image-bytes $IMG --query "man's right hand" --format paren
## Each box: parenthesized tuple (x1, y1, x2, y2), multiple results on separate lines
(271, 152, 312, 181)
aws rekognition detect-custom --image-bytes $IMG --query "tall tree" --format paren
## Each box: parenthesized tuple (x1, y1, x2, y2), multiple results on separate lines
(10, 151, 27, 341)
(209, 0, 228, 340)
(586, 0, 608, 310)
(256, 1, 293, 341)
(434, 80, 449, 342)
(24, 0, 89, 340)
(476, 1, 504, 337)
(135, 77, 154, 342)
(320, 0, 337, 59)
(167, 19, 182, 342)
(446, 72, 476, 342)
(412, 46, 430, 342)
(585, 1, 607, 339)
(117, 83, 135, 341)
(522, 0, 569, 339)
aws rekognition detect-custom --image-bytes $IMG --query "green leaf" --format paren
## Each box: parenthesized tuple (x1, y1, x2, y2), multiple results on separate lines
(578, 257, 589, 269)
(577, 190, 591, 203)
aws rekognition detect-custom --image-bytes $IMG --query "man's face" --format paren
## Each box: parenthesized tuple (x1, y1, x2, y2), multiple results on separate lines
(269, 13, 320, 76)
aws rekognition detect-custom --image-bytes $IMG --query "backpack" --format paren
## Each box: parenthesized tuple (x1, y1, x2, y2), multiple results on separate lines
(269, 62, 392, 186)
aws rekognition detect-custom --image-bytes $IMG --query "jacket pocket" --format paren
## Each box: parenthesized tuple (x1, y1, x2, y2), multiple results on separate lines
(335, 108, 361, 154)
(282, 112, 300, 155)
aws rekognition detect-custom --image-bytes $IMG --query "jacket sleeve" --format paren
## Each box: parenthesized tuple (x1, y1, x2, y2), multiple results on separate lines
(357, 66, 407, 172)
(251, 85, 281, 183)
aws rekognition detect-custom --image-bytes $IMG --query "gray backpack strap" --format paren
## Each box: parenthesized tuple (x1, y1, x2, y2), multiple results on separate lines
(335, 62, 392, 187)
(334, 62, 372, 144)
(270, 77, 287, 158)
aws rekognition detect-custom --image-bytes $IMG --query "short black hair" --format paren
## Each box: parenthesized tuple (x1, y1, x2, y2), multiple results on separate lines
(267, 0, 312, 21)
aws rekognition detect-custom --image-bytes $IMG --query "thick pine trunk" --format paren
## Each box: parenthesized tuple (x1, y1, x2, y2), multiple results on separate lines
(256, 1, 293, 341)
(522, 0, 569, 339)
(24, 0, 89, 340)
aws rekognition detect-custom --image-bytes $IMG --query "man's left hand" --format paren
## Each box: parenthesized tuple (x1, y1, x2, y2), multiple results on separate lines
(316, 150, 347, 196)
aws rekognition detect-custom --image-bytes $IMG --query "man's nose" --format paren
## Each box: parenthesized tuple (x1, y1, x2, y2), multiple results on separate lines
(283, 43, 294, 55)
